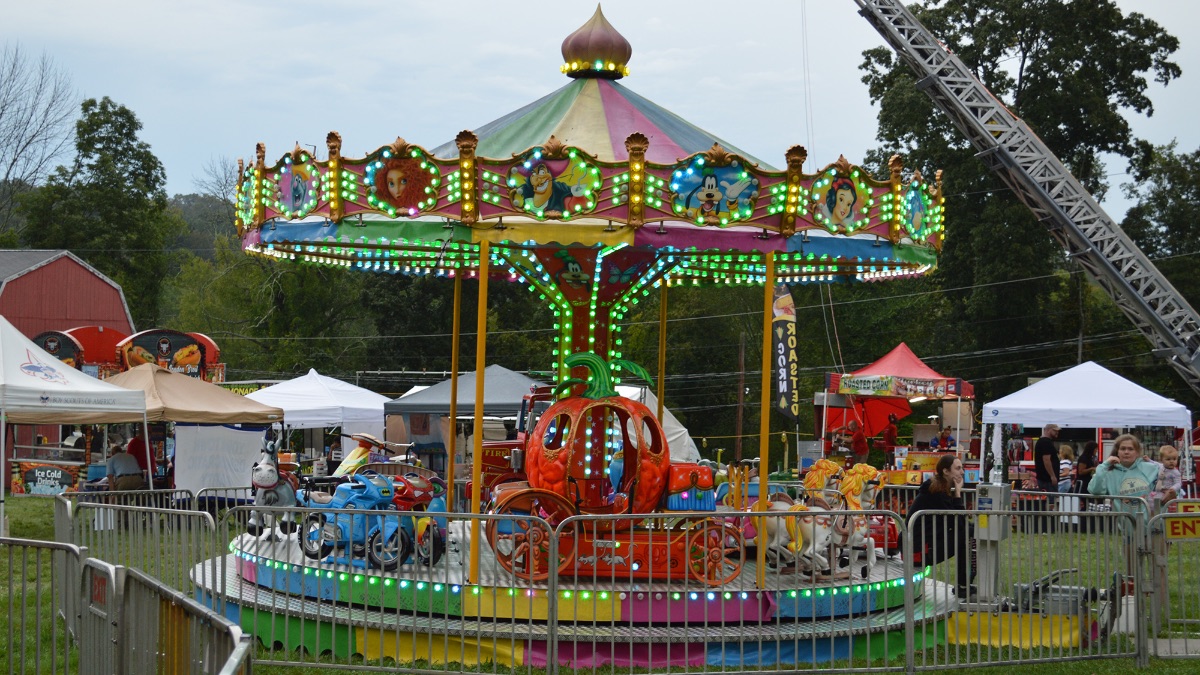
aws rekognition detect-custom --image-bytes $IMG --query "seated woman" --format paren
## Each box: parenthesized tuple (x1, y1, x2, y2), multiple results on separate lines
(908, 454, 975, 599)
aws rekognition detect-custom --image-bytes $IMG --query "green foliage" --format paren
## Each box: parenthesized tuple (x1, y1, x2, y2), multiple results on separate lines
(171, 192, 234, 260)
(17, 96, 186, 328)
(164, 236, 372, 377)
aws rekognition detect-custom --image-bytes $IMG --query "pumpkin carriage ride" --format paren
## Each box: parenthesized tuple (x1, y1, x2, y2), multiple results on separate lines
(485, 354, 744, 586)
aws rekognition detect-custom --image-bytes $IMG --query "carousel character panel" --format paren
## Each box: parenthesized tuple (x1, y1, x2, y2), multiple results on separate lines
(669, 158, 760, 226)
(507, 152, 597, 219)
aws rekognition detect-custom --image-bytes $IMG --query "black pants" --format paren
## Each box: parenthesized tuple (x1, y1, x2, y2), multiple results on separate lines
(919, 515, 975, 588)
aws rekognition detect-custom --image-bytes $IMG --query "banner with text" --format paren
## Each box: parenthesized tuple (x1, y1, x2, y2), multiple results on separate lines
(772, 285, 800, 418)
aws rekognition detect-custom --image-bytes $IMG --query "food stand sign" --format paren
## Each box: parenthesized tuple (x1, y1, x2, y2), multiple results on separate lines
(838, 375, 957, 398)
(16, 464, 80, 495)
(33, 331, 82, 368)
(772, 285, 800, 418)
(119, 330, 205, 377)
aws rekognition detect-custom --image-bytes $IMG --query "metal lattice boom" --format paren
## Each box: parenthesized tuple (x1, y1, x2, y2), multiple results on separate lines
(855, 0, 1200, 396)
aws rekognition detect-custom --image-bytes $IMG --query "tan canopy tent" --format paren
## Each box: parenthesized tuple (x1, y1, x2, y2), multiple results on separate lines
(105, 364, 284, 493)
(106, 364, 283, 423)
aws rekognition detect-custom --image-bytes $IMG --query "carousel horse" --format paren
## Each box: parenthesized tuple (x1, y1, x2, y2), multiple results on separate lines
(752, 492, 835, 573)
(247, 433, 300, 541)
(783, 501, 836, 573)
(803, 459, 845, 509)
(831, 463, 881, 577)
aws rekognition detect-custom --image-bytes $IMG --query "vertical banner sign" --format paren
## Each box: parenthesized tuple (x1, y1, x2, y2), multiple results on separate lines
(772, 284, 800, 418)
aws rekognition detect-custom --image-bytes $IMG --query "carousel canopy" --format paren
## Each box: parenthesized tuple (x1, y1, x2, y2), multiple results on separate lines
(239, 6, 945, 286)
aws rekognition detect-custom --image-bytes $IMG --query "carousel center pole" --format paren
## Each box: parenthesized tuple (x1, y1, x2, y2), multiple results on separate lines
(657, 280, 667, 421)
(469, 240, 490, 585)
(447, 273, 462, 512)
(756, 253, 775, 589)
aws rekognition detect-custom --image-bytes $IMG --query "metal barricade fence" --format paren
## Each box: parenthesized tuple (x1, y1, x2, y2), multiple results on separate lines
(195, 486, 256, 529)
(1, 537, 83, 674)
(64, 501, 217, 596)
(79, 557, 121, 675)
(42, 490, 1185, 673)
(907, 508, 1141, 670)
(62, 487, 195, 512)
(552, 508, 912, 674)
(1147, 501, 1200, 659)
(122, 567, 252, 674)
(210, 505, 554, 674)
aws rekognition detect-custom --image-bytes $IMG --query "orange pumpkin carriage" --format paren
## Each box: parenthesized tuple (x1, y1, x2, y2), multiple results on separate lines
(485, 353, 744, 584)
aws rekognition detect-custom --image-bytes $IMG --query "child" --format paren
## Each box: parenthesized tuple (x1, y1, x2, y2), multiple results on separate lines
(1058, 444, 1075, 493)
(1152, 445, 1182, 510)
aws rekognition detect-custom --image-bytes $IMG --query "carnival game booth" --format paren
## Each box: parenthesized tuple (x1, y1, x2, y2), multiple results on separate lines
(0, 315, 146, 521)
(245, 368, 390, 452)
(216, 5, 954, 668)
(105, 364, 283, 495)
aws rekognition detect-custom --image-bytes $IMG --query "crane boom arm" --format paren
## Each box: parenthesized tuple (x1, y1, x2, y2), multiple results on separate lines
(854, 0, 1200, 396)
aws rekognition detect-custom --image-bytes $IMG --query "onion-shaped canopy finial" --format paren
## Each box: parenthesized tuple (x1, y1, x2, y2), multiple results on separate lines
(560, 5, 632, 80)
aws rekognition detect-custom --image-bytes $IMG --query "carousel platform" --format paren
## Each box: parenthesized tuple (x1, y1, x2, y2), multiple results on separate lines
(192, 550, 950, 662)
(191, 533, 954, 667)
(221, 532, 926, 622)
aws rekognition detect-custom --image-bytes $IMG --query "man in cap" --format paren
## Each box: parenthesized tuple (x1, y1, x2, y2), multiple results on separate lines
(1033, 423, 1061, 531)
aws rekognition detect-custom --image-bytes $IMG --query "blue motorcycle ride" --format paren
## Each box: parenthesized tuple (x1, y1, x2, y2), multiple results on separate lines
(297, 472, 410, 571)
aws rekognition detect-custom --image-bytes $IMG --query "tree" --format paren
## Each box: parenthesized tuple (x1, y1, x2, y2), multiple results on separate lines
(166, 237, 373, 377)
(0, 44, 76, 237)
(858, 0, 1184, 402)
(18, 96, 185, 328)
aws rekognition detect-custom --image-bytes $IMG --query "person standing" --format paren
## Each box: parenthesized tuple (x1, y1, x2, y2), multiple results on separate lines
(1032, 424, 1061, 531)
(881, 414, 900, 466)
(106, 441, 146, 491)
(848, 420, 869, 466)
(1088, 434, 1161, 517)
(1058, 445, 1076, 493)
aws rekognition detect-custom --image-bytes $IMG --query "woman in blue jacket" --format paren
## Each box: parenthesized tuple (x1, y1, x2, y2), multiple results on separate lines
(1087, 434, 1162, 517)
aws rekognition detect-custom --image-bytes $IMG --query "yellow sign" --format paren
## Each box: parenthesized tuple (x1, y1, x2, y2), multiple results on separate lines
(1165, 502, 1200, 540)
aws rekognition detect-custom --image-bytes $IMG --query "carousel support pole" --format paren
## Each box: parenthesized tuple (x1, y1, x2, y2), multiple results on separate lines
(142, 415, 155, 492)
(469, 240, 490, 585)
(657, 280, 667, 422)
(756, 253, 776, 590)
(447, 273, 462, 513)
(1, 414, 7, 535)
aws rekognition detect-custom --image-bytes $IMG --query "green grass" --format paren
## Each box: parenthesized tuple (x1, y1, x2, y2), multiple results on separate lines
(5, 497, 1200, 673)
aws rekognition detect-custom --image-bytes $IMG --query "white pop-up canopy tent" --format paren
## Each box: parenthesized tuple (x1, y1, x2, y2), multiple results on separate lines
(982, 361, 1190, 429)
(246, 368, 390, 439)
(0, 314, 148, 524)
(981, 361, 1191, 480)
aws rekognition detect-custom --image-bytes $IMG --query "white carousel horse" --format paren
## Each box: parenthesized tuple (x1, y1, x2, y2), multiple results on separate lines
(831, 463, 881, 578)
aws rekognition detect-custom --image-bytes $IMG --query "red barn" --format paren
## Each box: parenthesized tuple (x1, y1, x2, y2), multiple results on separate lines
(0, 250, 135, 338)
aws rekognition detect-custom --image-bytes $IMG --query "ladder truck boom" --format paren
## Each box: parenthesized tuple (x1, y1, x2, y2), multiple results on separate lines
(854, 0, 1200, 396)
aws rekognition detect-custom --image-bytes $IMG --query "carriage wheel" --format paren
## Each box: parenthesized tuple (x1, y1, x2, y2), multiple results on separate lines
(686, 521, 744, 587)
(485, 489, 577, 582)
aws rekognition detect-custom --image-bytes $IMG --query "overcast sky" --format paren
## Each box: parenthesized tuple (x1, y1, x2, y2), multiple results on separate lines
(5, 0, 1196, 220)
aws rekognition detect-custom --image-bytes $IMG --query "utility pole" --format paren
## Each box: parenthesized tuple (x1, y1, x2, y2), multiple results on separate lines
(735, 332, 745, 463)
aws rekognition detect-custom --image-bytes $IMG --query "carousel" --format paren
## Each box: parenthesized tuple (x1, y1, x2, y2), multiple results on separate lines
(202, 6, 953, 668)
